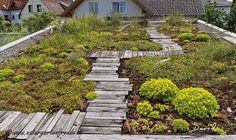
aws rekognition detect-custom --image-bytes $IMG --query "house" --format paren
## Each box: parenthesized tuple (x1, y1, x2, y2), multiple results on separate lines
(62, 0, 205, 18)
(0, 0, 27, 23)
(20, 0, 71, 19)
(205, 0, 232, 14)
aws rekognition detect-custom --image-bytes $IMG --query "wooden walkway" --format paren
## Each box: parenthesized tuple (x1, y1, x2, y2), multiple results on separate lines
(82, 58, 131, 134)
(0, 109, 86, 139)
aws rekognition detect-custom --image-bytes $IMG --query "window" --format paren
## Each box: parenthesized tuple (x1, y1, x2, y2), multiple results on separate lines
(4, 15, 9, 20)
(112, 2, 127, 13)
(12, 15, 15, 20)
(89, 2, 98, 14)
(37, 5, 42, 12)
(28, 5, 33, 12)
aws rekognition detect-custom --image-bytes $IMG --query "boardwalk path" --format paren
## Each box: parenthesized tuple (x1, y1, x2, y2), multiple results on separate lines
(0, 27, 184, 139)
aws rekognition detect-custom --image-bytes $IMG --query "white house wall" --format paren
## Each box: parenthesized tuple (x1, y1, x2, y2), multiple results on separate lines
(21, 0, 49, 19)
(73, 0, 144, 17)
(0, 10, 21, 23)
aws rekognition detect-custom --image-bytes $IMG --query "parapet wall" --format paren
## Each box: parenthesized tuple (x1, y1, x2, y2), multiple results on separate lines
(0, 26, 56, 63)
(196, 20, 236, 44)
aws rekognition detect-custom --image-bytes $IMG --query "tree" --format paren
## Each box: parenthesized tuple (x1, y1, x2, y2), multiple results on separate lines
(200, 3, 227, 28)
(228, 0, 236, 32)
(22, 12, 55, 33)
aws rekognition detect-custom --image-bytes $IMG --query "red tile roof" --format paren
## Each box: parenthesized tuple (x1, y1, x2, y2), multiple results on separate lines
(0, 0, 27, 10)
(41, 0, 71, 15)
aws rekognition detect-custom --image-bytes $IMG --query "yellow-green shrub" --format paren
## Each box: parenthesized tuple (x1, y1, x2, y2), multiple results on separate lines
(212, 127, 226, 135)
(148, 111, 160, 119)
(173, 88, 220, 119)
(195, 34, 211, 42)
(40, 62, 55, 71)
(172, 119, 190, 132)
(151, 124, 168, 133)
(139, 79, 179, 102)
(0, 69, 15, 81)
(136, 101, 153, 116)
(178, 33, 194, 41)
(12, 74, 25, 83)
(85, 92, 96, 100)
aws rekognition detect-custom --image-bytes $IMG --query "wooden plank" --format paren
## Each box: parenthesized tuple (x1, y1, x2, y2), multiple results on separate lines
(26, 113, 50, 140)
(62, 111, 80, 133)
(85, 78, 129, 82)
(8, 113, 35, 139)
(0, 111, 21, 130)
(45, 109, 64, 132)
(79, 126, 121, 134)
(5, 113, 27, 130)
(89, 103, 127, 109)
(0, 111, 12, 123)
(38, 113, 56, 133)
(16, 112, 46, 139)
(96, 94, 126, 100)
(86, 106, 128, 113)
(88, 99, 127, 104)
(85, 112, 126, 120)
(95, 83, 132, 91)
(92, 63, 120, 67)
(52, 114, 70, 133)
(95, 91, 129, 96)
(92, 66, 118, 71)
(82, 118, 122, 127)
(70, 112, 86, 133)
(0, 111, 6, 118)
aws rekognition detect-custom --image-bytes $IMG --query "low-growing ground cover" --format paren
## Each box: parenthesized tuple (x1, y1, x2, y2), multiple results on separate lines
(0, 16, 161, 113)
(121, 17, 236, 135)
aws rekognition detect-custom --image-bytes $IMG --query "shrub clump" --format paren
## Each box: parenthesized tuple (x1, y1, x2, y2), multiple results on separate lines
(178, 33, 194, 41)
(151, 124, 168, 133)
(212, 127, 226, 135)
(154, 104, 171, 112)
(136, 101, 153, 116)
(172, 119, 190, 132)
(85, 92, 96, 100)
(173, 88, 220, 119)
(40, 62, 55, 71)
(148, 111, 160, 119)
(139, 79, 179, 102)
(0, 69, 15, 81)
(195, 34, 211, 42)
(12, 74, 25, 83)
(59, 52, 69, 58)
(211, 62, 228, 74)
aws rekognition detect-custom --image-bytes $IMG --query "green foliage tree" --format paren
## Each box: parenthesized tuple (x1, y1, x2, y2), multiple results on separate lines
(228, 0, 236, 32)
(200, 3, 227, 28)
(23, 12, 55, 33)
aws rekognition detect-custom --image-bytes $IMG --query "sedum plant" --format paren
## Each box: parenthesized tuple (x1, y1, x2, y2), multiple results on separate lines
(172, 119, 190, 133)
(139, 79, 179, 102)
(154, 104, 171, 112)
(0, 69, 15, 81)
(12, 74, 25, 83)
(136, 101, 153, 116)
(178, 33, 195, 41)
(85, 92, 97, 101)
(148, 111, 160, 119)
(195, 34, 211, 42)
(151, 124, 168, 133)
(40, 62, 55, 71)
(173, 88, 220, 119)
(212, 127, 226, 135)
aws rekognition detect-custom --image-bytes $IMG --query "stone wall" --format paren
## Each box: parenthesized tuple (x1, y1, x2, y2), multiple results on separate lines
(196, 20, 236, 44)
(0, 26, 56, 63)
